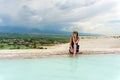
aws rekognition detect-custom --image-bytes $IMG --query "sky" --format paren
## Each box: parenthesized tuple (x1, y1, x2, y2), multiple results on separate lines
(0, 0, 120, 35)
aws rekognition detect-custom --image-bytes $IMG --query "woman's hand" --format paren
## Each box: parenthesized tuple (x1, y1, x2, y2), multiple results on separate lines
(70, 46, 73, 49)
(69, 46, 74, 53)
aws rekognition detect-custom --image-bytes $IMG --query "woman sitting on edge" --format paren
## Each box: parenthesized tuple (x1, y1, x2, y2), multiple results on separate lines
(69, 30, 80, 56)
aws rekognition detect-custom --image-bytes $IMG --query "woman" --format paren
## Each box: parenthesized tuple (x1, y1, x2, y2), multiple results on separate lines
(69, 30, 79, 56)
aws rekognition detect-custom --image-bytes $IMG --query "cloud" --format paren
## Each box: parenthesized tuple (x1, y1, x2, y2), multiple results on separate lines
(73, 21, 120, 35)
(0, 0, 120, 35)
(54, 0, 97, 10)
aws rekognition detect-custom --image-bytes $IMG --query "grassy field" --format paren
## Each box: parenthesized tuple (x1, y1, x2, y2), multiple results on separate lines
(0, 33, 69, 49)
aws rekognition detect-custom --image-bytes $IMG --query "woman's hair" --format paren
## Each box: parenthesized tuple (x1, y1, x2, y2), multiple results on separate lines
(73, 30, 78, 37)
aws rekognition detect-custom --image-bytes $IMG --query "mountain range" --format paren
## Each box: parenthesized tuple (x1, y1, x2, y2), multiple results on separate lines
(0, 26, 101, 36)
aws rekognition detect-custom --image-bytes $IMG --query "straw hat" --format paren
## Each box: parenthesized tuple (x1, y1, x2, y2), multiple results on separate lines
(73, 30, 78, 33)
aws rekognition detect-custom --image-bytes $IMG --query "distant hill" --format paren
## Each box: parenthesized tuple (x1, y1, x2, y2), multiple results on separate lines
(0, 26, 101, 36)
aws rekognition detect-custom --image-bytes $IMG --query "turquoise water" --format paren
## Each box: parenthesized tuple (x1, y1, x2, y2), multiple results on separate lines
(0, 54, 120, 80)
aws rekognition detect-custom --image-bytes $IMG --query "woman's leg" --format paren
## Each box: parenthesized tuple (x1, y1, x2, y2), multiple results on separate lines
(73, 44, 76, 56)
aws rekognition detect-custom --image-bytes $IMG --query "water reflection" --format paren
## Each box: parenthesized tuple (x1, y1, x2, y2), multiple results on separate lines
(70, 57, 79, 72)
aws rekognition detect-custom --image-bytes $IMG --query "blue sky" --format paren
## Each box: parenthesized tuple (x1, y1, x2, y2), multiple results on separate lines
(0, 0, 120, 35)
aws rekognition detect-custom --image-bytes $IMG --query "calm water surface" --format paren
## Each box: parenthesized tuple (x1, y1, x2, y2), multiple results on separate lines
(0, 54, 120, 80)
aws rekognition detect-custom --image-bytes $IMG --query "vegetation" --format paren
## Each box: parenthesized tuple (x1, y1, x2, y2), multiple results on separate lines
(0, 33, 69, 49)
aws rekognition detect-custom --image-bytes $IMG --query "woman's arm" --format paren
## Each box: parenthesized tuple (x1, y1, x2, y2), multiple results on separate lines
(73, 37, 77, 56)
(76, 37, 80, 43)
(73, 37, 79, 44)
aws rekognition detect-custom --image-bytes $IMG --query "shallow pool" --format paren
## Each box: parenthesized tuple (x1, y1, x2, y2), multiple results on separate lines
(0, 54, 120, 80)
